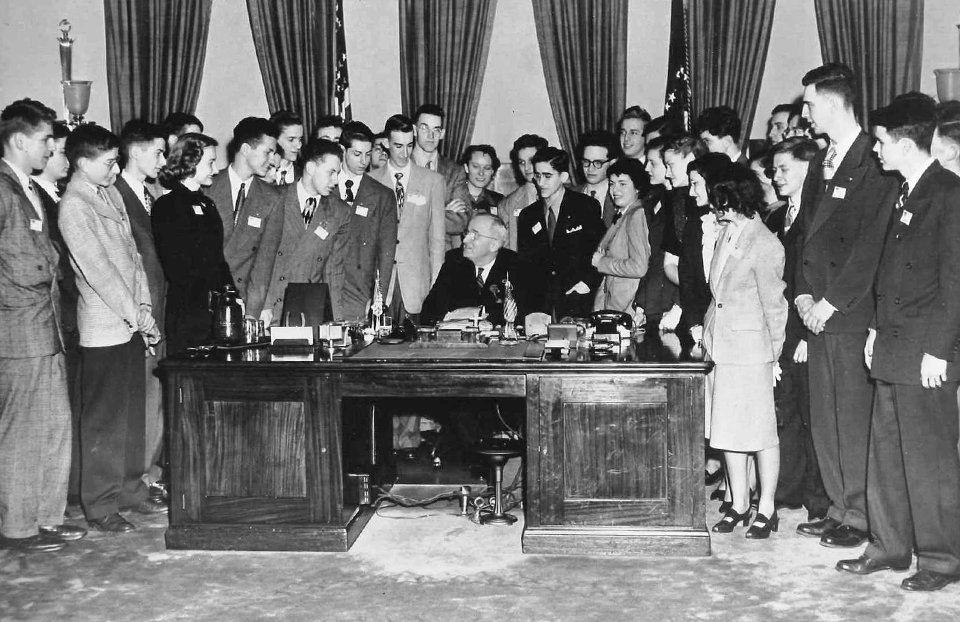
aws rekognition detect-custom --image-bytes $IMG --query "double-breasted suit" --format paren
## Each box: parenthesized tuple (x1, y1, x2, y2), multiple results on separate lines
(334, 174, 398, 322)
(703, 216, 787, 451)
(0, 160, 71, 539)
(795, 132, 898, 531)
(516, 189, 605, 319)
(205, 171, 282, 300)
(246, 184, 351, 322)
(370, 164, 445, 315)
(865, 160, 960, 576)
(593, 201, 651, 312)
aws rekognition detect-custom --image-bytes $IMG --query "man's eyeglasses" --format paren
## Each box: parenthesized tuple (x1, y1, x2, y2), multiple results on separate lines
(417, 124, 443, 137)
(581, 158, 610, 170)
(462, 229, 498, 242)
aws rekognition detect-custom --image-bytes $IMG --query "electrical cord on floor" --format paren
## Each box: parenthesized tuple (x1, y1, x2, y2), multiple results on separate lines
(372, 487, 463, 519)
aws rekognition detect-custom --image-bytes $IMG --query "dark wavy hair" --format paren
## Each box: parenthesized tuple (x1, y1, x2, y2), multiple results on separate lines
(158, 132, 218, 188)
(606, 158, 651, 197)
(707, 163, 766, 218)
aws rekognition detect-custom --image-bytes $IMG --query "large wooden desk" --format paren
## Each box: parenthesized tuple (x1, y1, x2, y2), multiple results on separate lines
(160, 333, 712, 556)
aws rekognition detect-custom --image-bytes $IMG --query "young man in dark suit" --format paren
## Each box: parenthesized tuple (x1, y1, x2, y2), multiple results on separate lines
(698, 105, 748, 165)
(421, 212, 521, 326)
(793, 63, 899, 547)
(836, 94, 960, 591)
(204, 117, 283, 300)
(0, 99, 78, 552)
(573, 130, 619, 227)
(333, 121, 397, 323)
(115, 120, 168, 493)
(516, 147, 604, 320)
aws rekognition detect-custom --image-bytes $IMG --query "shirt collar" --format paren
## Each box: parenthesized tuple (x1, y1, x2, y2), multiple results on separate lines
(296, 180, 317, 209)
(387, 162, 412, 184)
(31, 176, 59, 200)
(121, 170, 147, 201)
(545, 187, 565, 213)
(584, 179, 608, 197)
(903, 158, 936, 196)
(2, 158, 32, 192)
(412, 148, 437, 170)
(829, 126, 861, 166)
(473, 257, 497, 280)
(228, 165, 253, 195)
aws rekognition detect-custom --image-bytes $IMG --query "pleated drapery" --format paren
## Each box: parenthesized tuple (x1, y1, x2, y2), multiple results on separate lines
(104, 0, 213, 132)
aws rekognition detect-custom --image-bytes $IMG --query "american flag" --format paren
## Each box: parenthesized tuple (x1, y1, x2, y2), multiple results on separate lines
(664, 0, 691, 132)
(333, 0, 352, 121)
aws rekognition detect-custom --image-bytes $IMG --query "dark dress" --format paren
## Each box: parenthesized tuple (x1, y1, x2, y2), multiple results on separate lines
(151, 183, 234, 355)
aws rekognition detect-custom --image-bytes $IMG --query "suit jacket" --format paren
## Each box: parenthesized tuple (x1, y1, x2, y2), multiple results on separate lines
(114, 175, 166, 329)
(246, 184, 352, 321)
(446, 181, 504, 250)
(499, 182, 538, 251)
(573, 183, 617, 228)
(0, 160, 63, 358)
(420, 248, 522, 326)
(703, 216, 787, 364)
(436, 154, 467, 202)
(204, 170, 283, 300)
(370, 164, 446, 314)
(796, 133, 898, 333)
(516, 189, 605, 319)
(151, 184, 234, 354)
(767, 201, 808, 354)
(593, 201, 651, 312)
(59, 178, 150, 348)
(676, 201, 713, 328)
(872, 162, 960, 384)
(335, 174, 398, 322)
(34, 182, 79, 342)
(633, 193, 679, 318)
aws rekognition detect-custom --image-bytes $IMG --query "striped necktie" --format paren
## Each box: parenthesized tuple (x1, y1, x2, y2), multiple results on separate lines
(822, 145, 837, 181)
(394, 172, 405, 215)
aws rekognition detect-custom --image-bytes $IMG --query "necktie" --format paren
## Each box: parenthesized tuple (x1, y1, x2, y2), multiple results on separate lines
(895, 181, 909, 210)
(344, 179, 355, 203)
(394, 172, 405, 215)
(233, 182, 246, 225)
(475, 266, 485, 292)
(822, 145, 837, 181)
(784, 200, 799, 232)
(590, 190, 597, 199)
(27, 180, 43, 216)
(143, 189, 155, 214)
(612, 210, 622, 226)
(546, 205, 557, 243)
(279, 170, 288, 185)
(303, 197, 317, 225)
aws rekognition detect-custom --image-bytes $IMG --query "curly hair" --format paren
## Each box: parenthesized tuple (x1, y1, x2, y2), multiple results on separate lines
(707, 164, 765, 219)
(158, 132, 218, 188)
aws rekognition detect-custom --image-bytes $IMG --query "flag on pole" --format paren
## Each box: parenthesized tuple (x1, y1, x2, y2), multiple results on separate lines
(664, 0, 692, 132)
(333, 0, 352, 121)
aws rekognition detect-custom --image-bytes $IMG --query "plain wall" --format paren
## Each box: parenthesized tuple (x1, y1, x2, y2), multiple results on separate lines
(1, 0, 957, 157)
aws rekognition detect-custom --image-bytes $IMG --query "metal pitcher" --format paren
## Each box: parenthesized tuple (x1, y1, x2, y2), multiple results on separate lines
(209, 284, 244, 345)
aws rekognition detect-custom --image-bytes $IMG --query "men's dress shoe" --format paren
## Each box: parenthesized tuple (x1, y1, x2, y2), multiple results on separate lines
(836, 555, 910, 575)
(796, 516, 841, 538)
(821, 524, 868, 548)
(39, 524, 88, 541)
(0, 533, 66, 552)
(901, 569, 960, 592)
(126, 498, 168, 515)
(148, 480, 169, 502)
(88, 513, 136, 533)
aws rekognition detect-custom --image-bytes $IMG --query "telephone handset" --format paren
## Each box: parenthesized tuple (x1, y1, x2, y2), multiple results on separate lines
(590, 310, 633, 334)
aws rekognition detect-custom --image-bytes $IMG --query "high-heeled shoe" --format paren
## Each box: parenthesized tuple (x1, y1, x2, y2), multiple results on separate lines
(705, 466, 725, 487)
(718, 501, 732, 514)
(711, 508, 751, 533)
(745, 512, 779, 539)
(710, 487, 726, 501)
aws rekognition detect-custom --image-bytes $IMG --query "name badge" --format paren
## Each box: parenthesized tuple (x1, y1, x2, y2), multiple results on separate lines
(193, 205, 204, 216)
(532, 222, 542, 234)
(514, 208, 522, 217)
(247, 216, 261, 228)
(355, 205, 369, 217)
(490, 206, 498, 216)
(832, 186, 847, 199)
(29, 218, 43, 232)
(314, 226, 329, 240)
(900, 210, 913, 225)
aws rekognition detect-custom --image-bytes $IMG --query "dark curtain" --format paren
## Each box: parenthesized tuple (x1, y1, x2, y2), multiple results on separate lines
(532, 0, 627, 177)
(398, 0, 498, 160)
(247, 0, 337, 135)
(814, 0, 923, 124)
(687, 0, 776, 147)
(104, 0, 213, 132)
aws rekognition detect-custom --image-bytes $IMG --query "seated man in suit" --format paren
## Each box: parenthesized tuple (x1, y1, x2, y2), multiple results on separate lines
(204, 117, 283, 300)
(269, 110, 304, 186)
(160, 112, 202, 150)
(698, 106, 747, 165)
(574, 129, 619, 227)
(618, 105, 652, 164)
(314, 115, 344, 142)
(422, 212, 521, 326)
(247, 139, 351, 325)
(114, 120, 168, 494)
(500, 134, 548, 251)
(333, 121, 397, 323)
(517, 146, 605, 320)
(445, 144, 503, 250)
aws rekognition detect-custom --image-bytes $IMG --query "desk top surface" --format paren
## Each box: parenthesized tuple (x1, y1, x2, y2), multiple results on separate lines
(162, 331, 711, 373)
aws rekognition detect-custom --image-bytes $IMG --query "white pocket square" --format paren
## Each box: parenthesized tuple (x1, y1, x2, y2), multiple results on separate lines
(566, 225, 583, 234)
